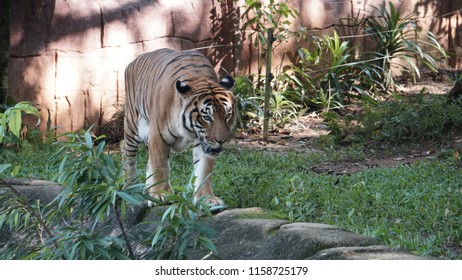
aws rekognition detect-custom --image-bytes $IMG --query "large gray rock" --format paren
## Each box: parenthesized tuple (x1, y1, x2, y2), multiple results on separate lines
(0, 179, 426, 260)
(187, 208, 381, 260)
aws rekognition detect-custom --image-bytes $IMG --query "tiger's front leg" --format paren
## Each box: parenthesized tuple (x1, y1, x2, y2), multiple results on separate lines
(192, 140, 224, 207)
(146, 134, 173, 205)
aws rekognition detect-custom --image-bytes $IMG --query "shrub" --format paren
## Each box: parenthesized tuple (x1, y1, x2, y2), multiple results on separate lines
(0, 129, 217, 259)
(277, 2, 447, 113)
(361, 2, 447, 92)
(323, 93, 462, 144)
(0, 101, 40, 144)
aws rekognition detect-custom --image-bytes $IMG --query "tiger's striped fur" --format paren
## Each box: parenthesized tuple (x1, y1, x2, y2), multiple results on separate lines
(123, 48, 236, 207)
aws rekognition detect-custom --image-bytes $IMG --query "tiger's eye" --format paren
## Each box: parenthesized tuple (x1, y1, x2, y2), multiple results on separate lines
(202, 115, 213, 122)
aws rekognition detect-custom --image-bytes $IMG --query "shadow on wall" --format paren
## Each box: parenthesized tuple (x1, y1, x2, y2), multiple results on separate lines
(9, 0, 229, 134)
(208, 0, 241, 77)
(9, 0, 154, 133)
(415, 0, 462, 68)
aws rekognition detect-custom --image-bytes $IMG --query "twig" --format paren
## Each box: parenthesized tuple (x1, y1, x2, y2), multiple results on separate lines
(0, 178, 57, 248)
(114, 200, 136, 260)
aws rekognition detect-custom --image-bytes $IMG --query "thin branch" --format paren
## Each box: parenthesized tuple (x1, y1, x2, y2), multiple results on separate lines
(114, 200, 135, 260)
(0, 178, 57, 248)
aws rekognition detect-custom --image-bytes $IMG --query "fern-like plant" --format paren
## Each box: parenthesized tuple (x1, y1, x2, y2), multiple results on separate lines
(363, 2, 447, 91)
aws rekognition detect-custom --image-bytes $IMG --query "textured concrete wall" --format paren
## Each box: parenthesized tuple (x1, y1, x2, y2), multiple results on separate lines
(7, 0, 462, 133)
(8, 0, 240, 132)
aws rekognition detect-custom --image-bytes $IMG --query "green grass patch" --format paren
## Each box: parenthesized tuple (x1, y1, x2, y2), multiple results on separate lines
(3, 141, 461, 259)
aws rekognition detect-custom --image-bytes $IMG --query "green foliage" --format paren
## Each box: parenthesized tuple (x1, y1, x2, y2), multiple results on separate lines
(233, 75, 263, 129)
(233, 75, 301, 129)
(0, 140, 53, 179)
(242, 2, 448, 116)
(287, 31, 383, 110)
(360, 95, 462, 143)
(267, 91, 302, 127)
(0, 101, 40, 144)
(324, 94, 462, 144)
(48, 129, 146, 227)
(0, 102, 42, 179)
(241, 0, 298, 51)
(143, 180, 218, 260)
(239, 0, 301, 129)
(362, 2, 447, 91)
(0, 129, 217, 260)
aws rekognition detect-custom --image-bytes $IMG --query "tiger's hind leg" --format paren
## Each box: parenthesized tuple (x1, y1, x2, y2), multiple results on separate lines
(146, 133, 174, 206)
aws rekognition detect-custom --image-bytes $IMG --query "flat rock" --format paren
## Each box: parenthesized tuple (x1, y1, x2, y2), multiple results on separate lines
(308, 245, 428, 260)
(188, 208, 380, 260)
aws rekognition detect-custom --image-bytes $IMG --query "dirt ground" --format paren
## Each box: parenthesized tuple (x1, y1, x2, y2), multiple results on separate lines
(229, 77, 462, 175)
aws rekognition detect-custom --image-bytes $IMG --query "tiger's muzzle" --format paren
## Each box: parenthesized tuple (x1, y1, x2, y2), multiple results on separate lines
(200, 139, 224, 156)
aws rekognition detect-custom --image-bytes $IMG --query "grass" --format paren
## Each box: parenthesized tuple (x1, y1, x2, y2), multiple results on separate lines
(2, 139, 461, 259)
(214, 147, 462, 259)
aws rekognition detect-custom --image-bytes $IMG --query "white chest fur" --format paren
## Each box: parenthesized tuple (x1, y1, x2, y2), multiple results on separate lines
(137, 114, 196, 152)
(137, 117, 150, 145)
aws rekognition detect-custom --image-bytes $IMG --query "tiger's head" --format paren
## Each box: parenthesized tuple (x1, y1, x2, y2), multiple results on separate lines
(176, 76, 237, 157)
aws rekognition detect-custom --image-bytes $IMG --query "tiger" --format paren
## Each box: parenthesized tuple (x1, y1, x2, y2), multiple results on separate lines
(122, 48, 237, 208)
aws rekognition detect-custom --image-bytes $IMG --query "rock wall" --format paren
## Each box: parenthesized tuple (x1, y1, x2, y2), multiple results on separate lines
(6, 0, 462, 133)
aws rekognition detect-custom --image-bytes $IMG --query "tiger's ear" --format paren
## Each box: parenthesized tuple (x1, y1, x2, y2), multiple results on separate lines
(176, 80, 192, 94)
(220, 75, 234, 90)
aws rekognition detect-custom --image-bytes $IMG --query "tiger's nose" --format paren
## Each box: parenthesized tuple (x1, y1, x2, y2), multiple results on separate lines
(215, 139, 226, 146)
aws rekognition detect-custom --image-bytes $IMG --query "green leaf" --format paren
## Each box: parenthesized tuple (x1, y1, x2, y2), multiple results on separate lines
(178, 238, 188, 256)
(10, 165, 20, 177)
(151, 227, 163, 247)
(117, 191, 142, 205)
(197, 236, 216, 252)
(8, 110, 22, 138)
(348, 208, 355, 219)
(96, 141, 105, 157)
(23, 211, 31, 229)
(58, 155, 68, 173)
(0, 114, 5, 143)
(0, 164, 12, 175)
(67, 172, 78, 188)
(84, 130, 93, 148)
(0, 214, 6, 230)
(162, 206, 175, 222)
(17, 102, 39, 116)
(22, 251, 41, 260)
(83, 239, 95, 253)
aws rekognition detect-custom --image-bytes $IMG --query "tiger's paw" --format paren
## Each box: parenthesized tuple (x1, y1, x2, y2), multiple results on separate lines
(147, 200, 155, 208)
(147, 191, 172, 208)
(195, 195, 226, 213)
